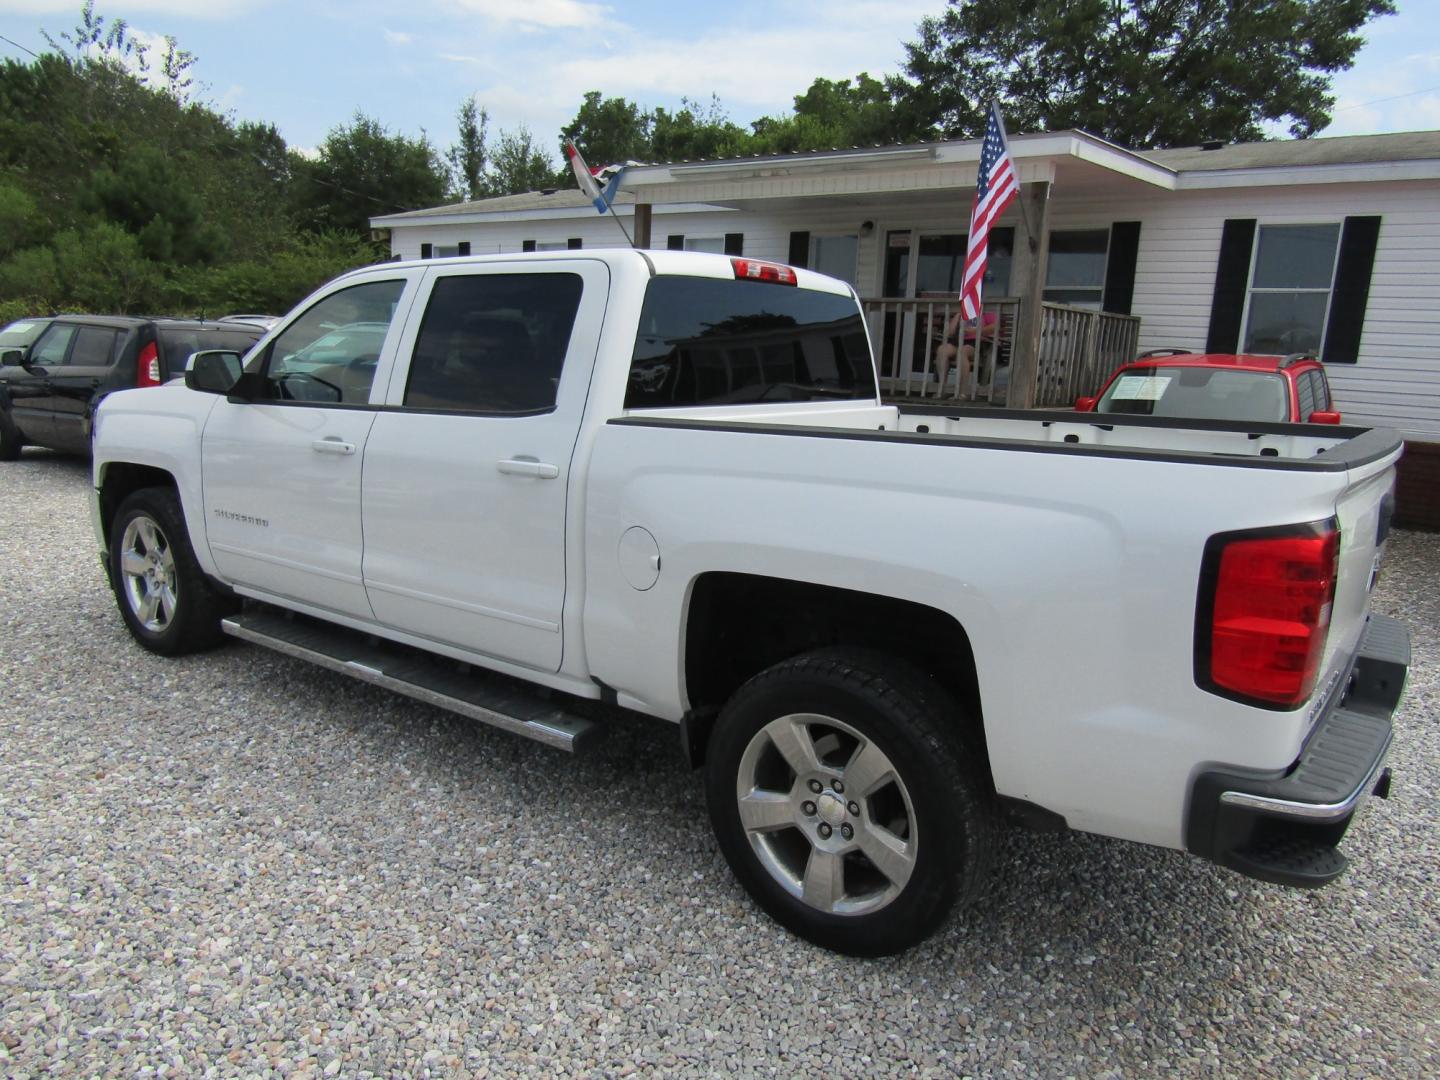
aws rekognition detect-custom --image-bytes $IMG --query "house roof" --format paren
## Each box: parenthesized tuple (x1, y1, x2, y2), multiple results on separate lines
(1139, 130, 1440, 171)
(381, 188, 637, 222)
(372, 129, 1440, 228)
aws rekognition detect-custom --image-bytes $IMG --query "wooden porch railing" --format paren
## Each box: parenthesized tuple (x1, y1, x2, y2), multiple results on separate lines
(860, 296, 1140, 408)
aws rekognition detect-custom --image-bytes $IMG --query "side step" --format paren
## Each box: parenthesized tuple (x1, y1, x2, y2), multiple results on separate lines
(221, 610, 599, 753)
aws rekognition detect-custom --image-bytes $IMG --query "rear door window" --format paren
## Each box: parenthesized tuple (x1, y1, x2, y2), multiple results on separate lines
(625, 277, 874, 408)
(403, 273, 583, 413)
(68, 327, 121, 367)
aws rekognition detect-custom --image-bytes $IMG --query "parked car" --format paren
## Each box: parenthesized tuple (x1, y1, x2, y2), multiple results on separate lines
(91, 252, 1406, 955)
(218, 314, 282, 331)
(1075, 349, 1342, 424)
(0, 315, 266, 459)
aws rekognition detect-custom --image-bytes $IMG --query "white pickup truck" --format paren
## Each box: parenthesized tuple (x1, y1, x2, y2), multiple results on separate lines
(90, 250, 1410, 955)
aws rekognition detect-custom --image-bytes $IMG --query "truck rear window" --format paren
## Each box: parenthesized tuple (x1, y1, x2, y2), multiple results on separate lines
(625, 277, 875, 408)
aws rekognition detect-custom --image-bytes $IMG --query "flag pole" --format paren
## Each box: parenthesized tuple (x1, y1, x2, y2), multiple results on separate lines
(988, 101, 1037, 251)
(605, 194, 636, 249)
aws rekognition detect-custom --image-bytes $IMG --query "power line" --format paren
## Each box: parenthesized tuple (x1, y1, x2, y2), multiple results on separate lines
(0, 35, 40, 59)
(1331, 83, 1440, 114)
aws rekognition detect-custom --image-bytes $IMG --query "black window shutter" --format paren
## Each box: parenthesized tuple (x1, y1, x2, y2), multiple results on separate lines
(667, 234, 684, 250)
(457, 241, 470, 256)
(788, 231, 811, 268)
(568, 238, 583, 250)
(1205, 219, 1256, 353)
(724, 233, 744, 256)
(420, 242, 433, 259)
(1101, 221, 1141, 315)
(1322, 215, 1381, 365)
(522, 240, 537, 252)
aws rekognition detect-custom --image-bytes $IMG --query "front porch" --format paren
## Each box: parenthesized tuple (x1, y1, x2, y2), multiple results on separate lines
(621, 131, 1172, 409)
(861, 295, 1140, 407)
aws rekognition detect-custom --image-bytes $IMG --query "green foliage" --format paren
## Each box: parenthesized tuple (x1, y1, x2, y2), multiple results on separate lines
(487, 126, 562, 196)
(901, 0, 1397, 147)
(749, 74, 928, 153)
(560, 91, 652, 165)
(0, 183, 40, 258)
(190, 232, 386, 317)
(446, 98, 490, 202)
(86, 146, 226, 265)
(294, 112, 450, 236)
(650, 96, 749, 162)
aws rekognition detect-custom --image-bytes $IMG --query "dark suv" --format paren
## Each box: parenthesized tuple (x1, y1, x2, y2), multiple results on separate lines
(0, 315, 266, 458)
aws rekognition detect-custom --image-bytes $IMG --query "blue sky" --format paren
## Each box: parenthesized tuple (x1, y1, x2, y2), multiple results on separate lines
(1, 0, 1436, 163)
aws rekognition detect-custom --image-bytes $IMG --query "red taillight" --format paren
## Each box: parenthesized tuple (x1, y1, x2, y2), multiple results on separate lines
(730, 258, 797, 285)
(137, 341, 161, 387)
(1197, 522, 1339, 708)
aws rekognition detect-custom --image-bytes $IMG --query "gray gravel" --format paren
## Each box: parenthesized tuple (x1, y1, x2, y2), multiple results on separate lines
(1, 448, 1436, 1078)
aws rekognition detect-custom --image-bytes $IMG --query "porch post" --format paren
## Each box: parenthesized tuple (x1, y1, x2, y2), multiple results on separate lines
(633, 203, 652, 249)
(1005, 181, 1051, 409)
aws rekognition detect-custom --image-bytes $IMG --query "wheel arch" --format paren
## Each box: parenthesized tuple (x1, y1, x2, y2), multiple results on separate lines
(681, 571, 984, 767)
(98, 461, 181, 542)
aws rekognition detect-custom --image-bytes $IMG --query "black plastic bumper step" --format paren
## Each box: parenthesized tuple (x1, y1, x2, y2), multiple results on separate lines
(222, 610, 599, 752)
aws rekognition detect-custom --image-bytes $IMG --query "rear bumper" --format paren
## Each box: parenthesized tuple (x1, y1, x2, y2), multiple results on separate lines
(1185, 613, 1410, 888)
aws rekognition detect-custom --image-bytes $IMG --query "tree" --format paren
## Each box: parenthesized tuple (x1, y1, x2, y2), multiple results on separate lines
(487, 126, 559, 195)
(749, 73, 927, 153)
(902, 0, 1396, 148)
(447, 97, 490, 201)
(86, 146, 226, 265)
(295, 112, 449, 235)
(559, 91, 651, 165)
(650, 96, 749, 162)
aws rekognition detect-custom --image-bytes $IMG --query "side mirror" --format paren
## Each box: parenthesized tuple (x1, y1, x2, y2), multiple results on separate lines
(185, 350, 244, 395)
(1308, 410, 1342, 425)
(1075, 396, 1097, 412)
(0, 348, 23, 367)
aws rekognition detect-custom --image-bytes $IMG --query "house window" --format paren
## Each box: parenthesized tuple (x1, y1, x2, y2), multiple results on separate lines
(1044, 229, 1109, 308)
(1241, 223, 1340, 354)
(683, 237, 725, 254)
(809, 235, 858, 287)
(433, 245, 461, 258)
(535, 241, 568, 252)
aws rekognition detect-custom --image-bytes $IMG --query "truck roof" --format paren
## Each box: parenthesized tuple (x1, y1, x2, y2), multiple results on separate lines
(353, 248, 856, 298)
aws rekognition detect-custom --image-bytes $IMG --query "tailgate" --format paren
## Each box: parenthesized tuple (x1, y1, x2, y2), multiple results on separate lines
(1320, 447, 1401, 705)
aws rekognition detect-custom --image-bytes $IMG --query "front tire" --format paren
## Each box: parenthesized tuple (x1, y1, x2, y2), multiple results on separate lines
(705, 648, 997, 956)
(109, 487, 235, 655)
(0, 410, 22, 461)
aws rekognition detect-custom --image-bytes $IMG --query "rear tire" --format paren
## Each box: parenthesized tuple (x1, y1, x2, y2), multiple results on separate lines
(109, 487, 236, 655)
(705, 647, 997, 956)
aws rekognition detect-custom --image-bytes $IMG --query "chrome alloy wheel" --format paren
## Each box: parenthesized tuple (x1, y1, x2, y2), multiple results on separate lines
(735, 713, 917, 916)
(119, 514, 178, 633)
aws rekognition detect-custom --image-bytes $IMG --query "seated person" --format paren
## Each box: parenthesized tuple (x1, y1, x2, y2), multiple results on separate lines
(932, 310, 997, 399)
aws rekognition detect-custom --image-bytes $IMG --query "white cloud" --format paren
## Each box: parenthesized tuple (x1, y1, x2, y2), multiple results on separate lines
(448, 0, 611, 31)
(383, 28, 414, 46)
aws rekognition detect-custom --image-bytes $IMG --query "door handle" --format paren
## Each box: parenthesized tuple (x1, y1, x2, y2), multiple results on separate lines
(311, 437, 356, 455)
(497, 457, 559, 479)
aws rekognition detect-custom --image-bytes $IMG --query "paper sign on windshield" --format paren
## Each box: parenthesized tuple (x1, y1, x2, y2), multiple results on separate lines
(1110, 375, 1171, 401)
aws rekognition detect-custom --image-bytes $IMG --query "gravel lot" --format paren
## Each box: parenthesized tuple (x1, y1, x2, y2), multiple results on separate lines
(1, 449, 1436, 1078)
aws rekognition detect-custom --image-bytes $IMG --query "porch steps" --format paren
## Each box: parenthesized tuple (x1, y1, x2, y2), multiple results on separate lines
(221, 609, 599, 753)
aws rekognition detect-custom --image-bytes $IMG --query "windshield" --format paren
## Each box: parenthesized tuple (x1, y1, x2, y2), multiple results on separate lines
(0, 319, 49, 349)
(1096, 366, 1289, 422)
(626, 277, 875, 408)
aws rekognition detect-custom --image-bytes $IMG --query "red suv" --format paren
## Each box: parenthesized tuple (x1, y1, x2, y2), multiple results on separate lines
(1075, 349, 1341, 424)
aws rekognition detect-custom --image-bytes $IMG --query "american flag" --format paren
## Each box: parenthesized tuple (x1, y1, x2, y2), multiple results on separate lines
(960, 103, 1019, 319)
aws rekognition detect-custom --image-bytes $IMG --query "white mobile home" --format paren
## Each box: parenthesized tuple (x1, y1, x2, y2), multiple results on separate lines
(372, 130, 1440, 525)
